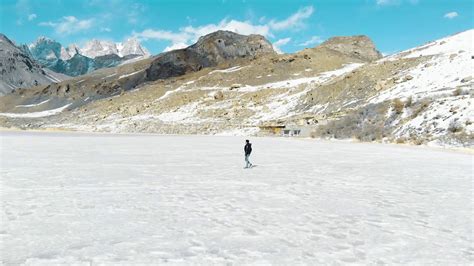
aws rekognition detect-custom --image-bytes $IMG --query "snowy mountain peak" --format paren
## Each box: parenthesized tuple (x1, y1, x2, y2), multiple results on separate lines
(80, 39, 119, 58)
(28, 36, 63, 62)
(79, 38, 149, 58)
(30, 36, 56, 48)
(60, 46, 71, 60)
(27, 36, 150, 60)
(22, 36, 150, 77)
(119, 37, 150, 57)
(67, 44, 79, 57)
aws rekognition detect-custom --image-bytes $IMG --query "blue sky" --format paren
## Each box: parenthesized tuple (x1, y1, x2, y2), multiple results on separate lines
(1, 0, 472, 55)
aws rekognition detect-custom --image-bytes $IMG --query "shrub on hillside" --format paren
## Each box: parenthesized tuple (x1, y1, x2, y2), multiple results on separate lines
(312, 103, 391, 142)
(405, 96, 413, 108)
(392, 98, 404, 114)
(411, 137, 424, 145)
(453, 88, 462, 96)
(448, 120, 463, 133)
(411, 99, 431, 118)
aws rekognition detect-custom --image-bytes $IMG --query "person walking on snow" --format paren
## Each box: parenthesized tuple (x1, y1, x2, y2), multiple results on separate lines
(244, 139, 253, 168)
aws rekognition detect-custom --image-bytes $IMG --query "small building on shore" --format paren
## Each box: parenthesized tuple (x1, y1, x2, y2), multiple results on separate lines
(258, 124, 313, 137)
(258, 125, 286, 135)
(282, 128, 301, 137)
(257, 115, 329, 138)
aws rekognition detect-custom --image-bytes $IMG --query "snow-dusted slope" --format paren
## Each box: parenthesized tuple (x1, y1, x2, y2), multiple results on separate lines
(0, 103, 72, 118)
(375, 30, 472, 101)
(68, 62, 364, 134)
(152, 63, 364, 125)
(1, 133, 472, 264)
(370, 29, 473, 142)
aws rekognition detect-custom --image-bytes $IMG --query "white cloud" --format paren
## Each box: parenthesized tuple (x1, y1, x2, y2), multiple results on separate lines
(444, 11, 458, 19)
(39, 16, 94, 35)
(133, 18, 271, 50)
(15, 0, 33, 25)
(28, 13, 37, 21)
(376, 0, 419, 5)
(127, 3, 146, 25)
(272, 37, 291, 54)
(100, 27, 111, 32)
(268, 6, 314, 30)
(376, 0, 398, 5)
(163, 42, 188, 52)
(133, 29, 189, 44)
(298, 36, 323, 47)
(183, 19, 271, 38)
(38, 21, 55, 27)
(134, 6, 314, 52)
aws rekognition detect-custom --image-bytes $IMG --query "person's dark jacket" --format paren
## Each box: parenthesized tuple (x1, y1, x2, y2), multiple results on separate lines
(244, 143, 252, 156)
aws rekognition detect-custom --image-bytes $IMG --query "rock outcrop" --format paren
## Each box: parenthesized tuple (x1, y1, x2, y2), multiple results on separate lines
(146, 30, 275, 81)
(319, 35, 382, 62)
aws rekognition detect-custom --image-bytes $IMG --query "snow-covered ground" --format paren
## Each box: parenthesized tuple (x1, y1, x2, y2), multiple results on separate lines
(1, 132, 472, 264)
(0, 103, 72, 118)
(16, 99, 50, 108)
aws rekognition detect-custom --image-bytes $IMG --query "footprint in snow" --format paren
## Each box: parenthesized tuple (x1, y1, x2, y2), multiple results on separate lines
(388, 213, 408, 219)
(243, 228, 258, 236)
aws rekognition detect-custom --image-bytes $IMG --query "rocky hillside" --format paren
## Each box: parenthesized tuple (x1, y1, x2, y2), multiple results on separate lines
(0, 34, 68, 95)
(0, 30, 276, 114)
(0, 29, 472, 147)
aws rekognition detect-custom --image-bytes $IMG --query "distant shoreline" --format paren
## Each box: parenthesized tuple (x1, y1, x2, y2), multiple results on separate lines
(1, 127, 472, 154)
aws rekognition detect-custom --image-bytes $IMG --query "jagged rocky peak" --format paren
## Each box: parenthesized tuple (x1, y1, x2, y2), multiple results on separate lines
(29, 36, 63, 61)
(30, 36, 54, 45)
(80, 39, 119, 58)
(80, 38, 149, 58)
(19, 36, 149, 77)
(60, 46, 71, 60)
(0, 33, 14, 44)
(319, 35, 382, 62)
(66, 44, 79, 57)
(30, 36, 61, 52)
(120, 37, 150, 57)
(191, 30, 275, 62)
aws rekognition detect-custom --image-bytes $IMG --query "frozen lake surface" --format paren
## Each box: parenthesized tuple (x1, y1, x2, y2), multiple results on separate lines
(0, 131, 472, 264)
